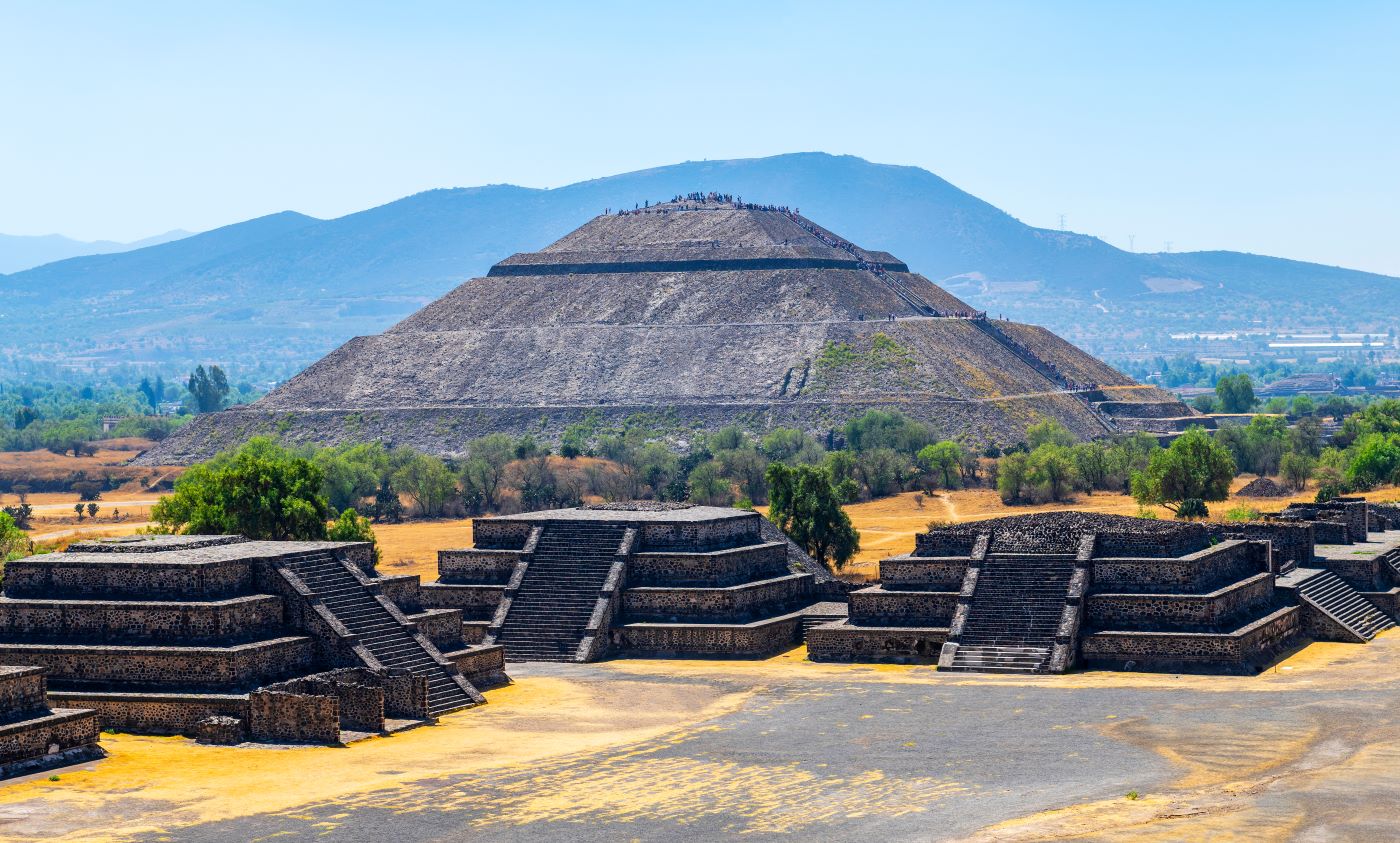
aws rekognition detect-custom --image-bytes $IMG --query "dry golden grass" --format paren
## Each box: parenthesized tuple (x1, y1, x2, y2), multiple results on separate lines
(373, 518, 475, 580)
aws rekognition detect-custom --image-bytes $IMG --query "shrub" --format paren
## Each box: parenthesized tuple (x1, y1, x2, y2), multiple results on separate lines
(327, 509, 379, 563)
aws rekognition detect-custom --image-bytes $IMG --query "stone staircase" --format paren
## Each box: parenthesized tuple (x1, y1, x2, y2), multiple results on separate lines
(282, 551, 480, 716)
(1296, 570, 1396, 641)
(948, 553, 1077, 674)
(495, 522, 627, 662)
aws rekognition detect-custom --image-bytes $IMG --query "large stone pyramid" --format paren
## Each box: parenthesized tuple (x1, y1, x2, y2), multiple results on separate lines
(141, 198, 1191, 463)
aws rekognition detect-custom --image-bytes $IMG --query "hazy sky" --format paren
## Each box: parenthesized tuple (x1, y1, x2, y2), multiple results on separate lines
(3, 1, 1398, 273)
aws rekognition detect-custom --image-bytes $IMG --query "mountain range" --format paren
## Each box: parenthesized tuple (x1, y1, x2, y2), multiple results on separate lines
(3, 152, 1395, 379)
(0, 229, 189, 275)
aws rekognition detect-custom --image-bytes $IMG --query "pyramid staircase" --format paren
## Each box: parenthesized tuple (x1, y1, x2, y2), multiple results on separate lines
(947, 553, 1078, 674)
(281, 551, 481, 716)
(493, 522, 627, 662)
(1295, 570, 1396, 642)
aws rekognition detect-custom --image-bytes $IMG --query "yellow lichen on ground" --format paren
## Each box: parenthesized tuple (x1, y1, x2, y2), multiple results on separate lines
(0, 676, 749, 842)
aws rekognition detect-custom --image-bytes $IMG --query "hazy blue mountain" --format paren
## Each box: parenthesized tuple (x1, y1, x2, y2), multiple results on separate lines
(2, 153, 1394, 377)
(0, 229, 191, 274)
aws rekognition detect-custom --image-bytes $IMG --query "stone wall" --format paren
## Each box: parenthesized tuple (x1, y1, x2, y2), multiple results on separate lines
(0, 637, 314, 689)
(248, 689, 339, 744)
(407, 608, 465, 651)
(1086, 573, 1275, 631)
(621, 573, 810, 622)
(374, 575, 422, 613)
(638, 516, 760, 552)
(626, 542, 788, 587)
(847, 587, 958, 627)
(3, 556, 254, 600)
(0, 709, 101, 767)
(806, 622, 948, 662)
(418, 583, 505, 620)
(471, 520, 533, 550)
(0, 595, 285, 643)
(1207, 522, 1314, 569)
(1091, 540, 1268, 594)
(443, 645, 508, 690)
(613, 613, 802, 657)
(0, 667, 47, 718)
(1079, 605, 1300, 673)
(267, 670, 386, 733)
(437, 549, 522, 584)
(876, 557, 971, 590)
(49, 691, 249, 736)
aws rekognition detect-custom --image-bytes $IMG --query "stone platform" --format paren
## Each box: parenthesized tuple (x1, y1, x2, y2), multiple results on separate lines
(419, 503, 829, 662)
(811, 506, 1400, 675)
(0, 535, 507, 742)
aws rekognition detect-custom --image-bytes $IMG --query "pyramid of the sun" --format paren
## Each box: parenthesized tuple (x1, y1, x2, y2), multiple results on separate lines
(141, 199, 1192, 463)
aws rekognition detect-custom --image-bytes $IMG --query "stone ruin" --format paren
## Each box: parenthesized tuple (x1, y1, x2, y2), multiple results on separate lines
(810, 507, 1400, 673)
(0, 665, 101, 779)
(139, 198, 1194, 465)
(421, 504, 843, 661)
(0, 535, 509, 744)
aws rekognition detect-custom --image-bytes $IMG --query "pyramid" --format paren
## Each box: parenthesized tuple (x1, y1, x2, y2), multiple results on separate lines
(140, 197, 1192, 463)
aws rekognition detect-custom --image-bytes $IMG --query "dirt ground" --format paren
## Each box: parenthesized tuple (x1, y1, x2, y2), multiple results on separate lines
(5, 635, 1400, 841)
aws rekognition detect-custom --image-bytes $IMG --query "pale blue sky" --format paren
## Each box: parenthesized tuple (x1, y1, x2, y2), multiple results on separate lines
(2, 1, 1398, 273)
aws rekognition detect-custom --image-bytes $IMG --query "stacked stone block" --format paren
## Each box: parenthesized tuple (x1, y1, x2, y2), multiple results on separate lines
(0, 666, 101, 778)
(811, 512, 1315, 674)
(0, 535, 507, 742)
(421, 504, 824, 660)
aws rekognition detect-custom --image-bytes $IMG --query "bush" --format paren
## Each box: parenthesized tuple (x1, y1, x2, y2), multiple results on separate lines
(1177, 498, 1209, 520)
(327, 509, 379, 563)
(151, 437, 331, 539)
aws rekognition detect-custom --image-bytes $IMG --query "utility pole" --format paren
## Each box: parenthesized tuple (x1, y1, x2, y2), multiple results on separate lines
(1164, 240, 1173, 253)
(1128, 234, 1135, 252)
(1058, 213, 1066, 231)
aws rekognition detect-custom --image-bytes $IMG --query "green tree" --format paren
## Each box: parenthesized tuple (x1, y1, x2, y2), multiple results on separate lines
(1215, 374, 1256, 414)
(916, 441, 963, 490)
(43, 420, 97, 457)
(1130, 428, 1236, 517)
(686, 461, 733, 506)
(1028, 444, 1080, 502)
(393, 452, 457, 517)
(186, 365, 230, 413)
(314, 444, 387, 512)
(1191, 394, 1219, 414)
(821, 450, 861, 503)
(458, 433, 515, 512)
(1346, 433, 1400, 489)
(0, 511, 27, 562)
(1026, 419, 1076, 450)
(151, 437, 331, 539)
(371, 479, 404, 523)
(765, 463, 860, 571)
(997, 452, 1031, 504)
(856, 447, 906, 498)
(842, 410, 935, 455)
(1243, 415, 1288, 476)
(760, 428, 825, 464)
(1279, 452, 1315, 492)
(1290, 394, 1316, 418)
(717, 446, 769, 504)
(327, 509, 380, 563)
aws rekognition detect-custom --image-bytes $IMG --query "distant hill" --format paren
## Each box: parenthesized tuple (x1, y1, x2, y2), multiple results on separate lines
(2, 153, 1395, 377)
(0, 229, 190, 274)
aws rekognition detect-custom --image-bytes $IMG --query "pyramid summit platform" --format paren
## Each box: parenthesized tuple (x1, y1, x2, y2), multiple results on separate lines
(141, 197, 1191, 463)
